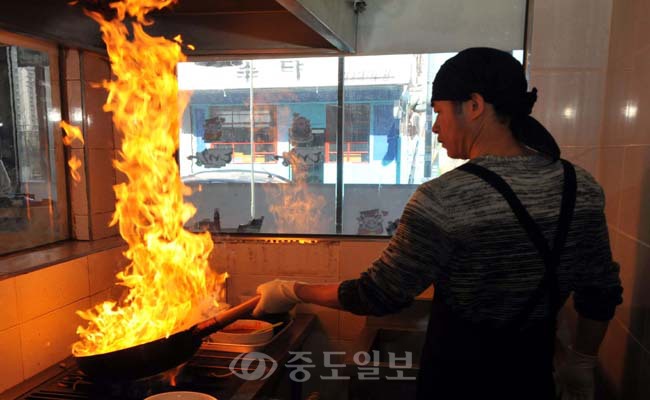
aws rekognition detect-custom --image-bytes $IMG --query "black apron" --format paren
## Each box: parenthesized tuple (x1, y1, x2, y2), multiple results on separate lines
(416, 159, 577, 400)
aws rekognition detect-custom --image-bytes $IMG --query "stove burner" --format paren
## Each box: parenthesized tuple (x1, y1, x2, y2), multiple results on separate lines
(53, 363, 187, 400)
(20, 349, 242, 400)
(18, 315, 293, 400)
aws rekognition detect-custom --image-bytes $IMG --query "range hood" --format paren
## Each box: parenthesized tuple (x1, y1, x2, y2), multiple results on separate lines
(0, 0, 357, 56)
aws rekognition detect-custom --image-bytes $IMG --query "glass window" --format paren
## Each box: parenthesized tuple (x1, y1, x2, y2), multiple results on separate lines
(179, 58, 338, 234)
(204, 105, 278, 163)
(0, 32, 67, 255)
(178, 51, 522, 236)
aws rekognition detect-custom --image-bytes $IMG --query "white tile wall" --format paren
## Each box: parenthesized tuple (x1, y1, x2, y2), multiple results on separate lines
(68, 148, 88, 216)
(529, 0, 613, 69)
(0, 278, 18, 331)
(560, 147, 600, 181)
(0, 245, 136, 393)
(90, 212, 119, 240)
(87, 149, 116, 214)
(20, 299, 90, 379)
(618, 146, 650, 245)
(530, 70, 607, 147)
(15, 258, 89, 323)
(83, 86, 114, 150)
(0, 326, 23, 393)
(82, 53, 111, 83)
(87, 246, 128, 295)
(531, 0, 650, 398)
(597, 148, 626, 228)
(338, 241, 387, 281)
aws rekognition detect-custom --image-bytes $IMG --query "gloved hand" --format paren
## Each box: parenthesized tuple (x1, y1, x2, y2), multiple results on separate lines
(555, 345, 598, 400)
(252, 279, 304, 317)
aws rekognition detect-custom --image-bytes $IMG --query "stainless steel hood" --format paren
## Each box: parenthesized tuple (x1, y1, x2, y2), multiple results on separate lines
(0, 0, 357, 56)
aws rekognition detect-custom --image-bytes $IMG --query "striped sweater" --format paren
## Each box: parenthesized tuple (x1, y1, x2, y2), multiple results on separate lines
(338, 154, 623, 324)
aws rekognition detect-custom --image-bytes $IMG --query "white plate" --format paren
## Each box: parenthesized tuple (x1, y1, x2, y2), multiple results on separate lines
(144, 391, 217, 400)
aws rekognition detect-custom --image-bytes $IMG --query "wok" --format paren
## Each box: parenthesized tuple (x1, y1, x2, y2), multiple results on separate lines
(75, 295, 261, 381)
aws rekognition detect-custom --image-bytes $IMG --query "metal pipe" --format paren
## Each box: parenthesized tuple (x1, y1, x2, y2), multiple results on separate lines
(335, 56, 344, 234)
(249, 60, 255, 220)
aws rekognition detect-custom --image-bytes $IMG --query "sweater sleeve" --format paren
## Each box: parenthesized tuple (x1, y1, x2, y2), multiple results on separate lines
(572, 186, 623, 321)
(338, 185, 454, 316)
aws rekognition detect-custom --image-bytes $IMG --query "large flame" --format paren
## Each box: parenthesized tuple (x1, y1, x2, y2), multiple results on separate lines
(71, 0, 226, 357)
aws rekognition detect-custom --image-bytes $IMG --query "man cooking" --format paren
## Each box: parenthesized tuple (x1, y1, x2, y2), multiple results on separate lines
(252, 48, 622, 400)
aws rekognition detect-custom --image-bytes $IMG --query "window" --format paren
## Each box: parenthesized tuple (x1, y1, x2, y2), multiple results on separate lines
(178, 52, 522, 236)
(0, 31, 67, 254)
(203, 105, 277, 164)
(325, 104, 370, 163)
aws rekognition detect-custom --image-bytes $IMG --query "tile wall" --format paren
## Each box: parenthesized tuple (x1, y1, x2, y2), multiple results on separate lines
(65, 49, 119, 241)
(0, 246, 128, 393)
(0, 240, 395, 394)
(530, 0, 650, 398)
(597, 0, 650, 397)
(213, 239, 397, 346)
(528, 0, 612, 177)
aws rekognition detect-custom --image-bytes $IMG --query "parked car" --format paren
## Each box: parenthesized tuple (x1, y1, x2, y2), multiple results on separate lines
(181, 169, 290, 184)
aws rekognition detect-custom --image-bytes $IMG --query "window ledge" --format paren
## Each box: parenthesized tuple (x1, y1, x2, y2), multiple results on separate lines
(0, 236, 126, 280)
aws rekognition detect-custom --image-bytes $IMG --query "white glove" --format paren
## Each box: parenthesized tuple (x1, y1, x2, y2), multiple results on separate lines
(252, 279, 304, 317)
(555, 346, 598, 400)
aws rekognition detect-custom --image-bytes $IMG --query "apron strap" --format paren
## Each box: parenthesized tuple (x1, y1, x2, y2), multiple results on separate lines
(457, 159, 577, 326)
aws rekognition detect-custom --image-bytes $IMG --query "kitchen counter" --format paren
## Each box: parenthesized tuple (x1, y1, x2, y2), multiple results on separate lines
(3, 314, 316, 400)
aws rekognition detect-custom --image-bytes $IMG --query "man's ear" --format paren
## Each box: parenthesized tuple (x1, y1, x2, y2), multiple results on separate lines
(467, 92, 486, 120)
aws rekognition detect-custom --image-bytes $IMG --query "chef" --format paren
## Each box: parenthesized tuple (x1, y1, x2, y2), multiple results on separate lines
(253, 47, 622, 400)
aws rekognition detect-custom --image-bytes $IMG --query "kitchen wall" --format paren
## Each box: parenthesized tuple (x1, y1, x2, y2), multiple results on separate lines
(65, 49, 121, 241)
(0, 245, 128, 393)
(529, 0, 650, 398)
(595, 0, 650, 397)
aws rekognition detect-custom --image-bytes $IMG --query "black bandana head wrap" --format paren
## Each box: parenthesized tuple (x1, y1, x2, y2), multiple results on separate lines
(431, 47, 560, 160)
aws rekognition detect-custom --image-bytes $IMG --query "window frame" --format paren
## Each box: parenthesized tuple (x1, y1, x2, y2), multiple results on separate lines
(0, 29, 69, 255)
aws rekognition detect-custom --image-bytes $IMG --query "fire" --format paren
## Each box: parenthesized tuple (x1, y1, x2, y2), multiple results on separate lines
(60, 121, 84, 182)
(266, 152, 327, 233)
(71, 0, 226, 357)
(68, 157, 83, 182)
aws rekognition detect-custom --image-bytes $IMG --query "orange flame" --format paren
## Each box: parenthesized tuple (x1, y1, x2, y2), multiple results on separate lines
(71, 0, 226, 357)
(60, 121, 84, 146)
(68, 157, 83, 182)
(266, 153, 327, 233)
(60, 121, 85, 182)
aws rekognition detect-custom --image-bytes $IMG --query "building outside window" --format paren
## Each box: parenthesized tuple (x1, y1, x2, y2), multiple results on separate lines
(204, 105, 278, 164)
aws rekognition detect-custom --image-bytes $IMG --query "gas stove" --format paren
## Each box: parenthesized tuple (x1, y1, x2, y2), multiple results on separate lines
(13, 314, 307, 400)
(16, 344, 269, 400)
